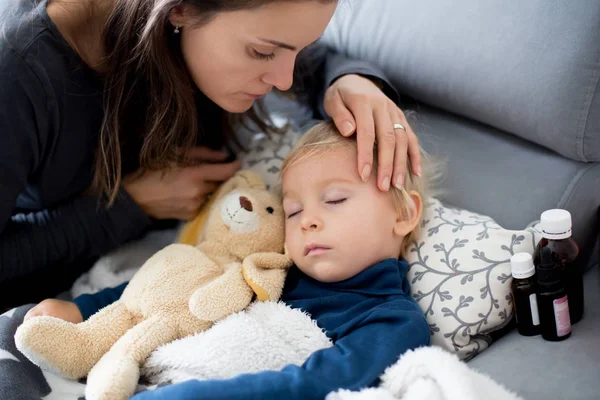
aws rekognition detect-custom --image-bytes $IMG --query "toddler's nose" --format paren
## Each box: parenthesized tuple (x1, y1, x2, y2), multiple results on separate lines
(301, 215, 323, 232)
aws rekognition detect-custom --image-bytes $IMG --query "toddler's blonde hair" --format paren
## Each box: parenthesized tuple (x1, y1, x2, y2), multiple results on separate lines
(281, 121, 436, 258)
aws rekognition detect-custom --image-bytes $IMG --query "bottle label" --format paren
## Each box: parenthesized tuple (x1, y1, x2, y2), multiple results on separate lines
(553, 296, 571, 337)
(529, 293, 540, 326)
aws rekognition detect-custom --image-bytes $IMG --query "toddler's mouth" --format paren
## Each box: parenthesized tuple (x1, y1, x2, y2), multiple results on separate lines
(304, 243, 331, 257)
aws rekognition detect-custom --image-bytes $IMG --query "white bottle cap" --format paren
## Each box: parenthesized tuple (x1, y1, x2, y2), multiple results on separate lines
(511, 253, 535, 279)
(540, 209, 572, 240)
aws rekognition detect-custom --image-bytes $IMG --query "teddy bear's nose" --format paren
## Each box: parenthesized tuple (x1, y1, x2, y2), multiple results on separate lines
(239, 196, 253, 212)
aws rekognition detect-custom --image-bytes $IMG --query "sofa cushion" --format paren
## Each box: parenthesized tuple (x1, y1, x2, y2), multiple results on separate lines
(404, 103, 600, 270)
(322, 0, 600, 162)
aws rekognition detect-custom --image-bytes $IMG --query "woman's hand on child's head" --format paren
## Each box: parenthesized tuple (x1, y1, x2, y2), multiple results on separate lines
(24, 299, 84, 324)
(323, 74, 422, 192)
(124, 146, 242, 221)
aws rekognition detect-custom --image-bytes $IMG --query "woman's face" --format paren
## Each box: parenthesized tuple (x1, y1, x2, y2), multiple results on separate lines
(171, 1, 337, 113)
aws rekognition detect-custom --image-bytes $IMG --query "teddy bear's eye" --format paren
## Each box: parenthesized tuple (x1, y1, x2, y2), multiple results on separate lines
(266, 207, 274, 214)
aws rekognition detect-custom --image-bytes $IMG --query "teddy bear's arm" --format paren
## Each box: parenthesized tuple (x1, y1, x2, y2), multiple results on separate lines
(188, 263, 255, 322)
(242, 252, 293, 302)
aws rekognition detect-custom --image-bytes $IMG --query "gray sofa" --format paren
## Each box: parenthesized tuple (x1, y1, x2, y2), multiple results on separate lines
(322, 1, 600, 399)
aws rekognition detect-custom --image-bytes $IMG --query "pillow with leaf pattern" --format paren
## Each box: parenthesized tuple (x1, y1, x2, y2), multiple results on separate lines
(406, 197, 540, 360)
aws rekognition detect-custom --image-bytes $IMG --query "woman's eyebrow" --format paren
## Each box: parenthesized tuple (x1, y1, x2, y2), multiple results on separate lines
(257, 37, 297, 51)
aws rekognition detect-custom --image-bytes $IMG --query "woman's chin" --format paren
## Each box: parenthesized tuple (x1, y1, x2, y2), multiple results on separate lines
(218, 97, 255, 114)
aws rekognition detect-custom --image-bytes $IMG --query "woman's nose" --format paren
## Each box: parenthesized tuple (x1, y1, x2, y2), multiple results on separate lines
(262, 57, 295, 91)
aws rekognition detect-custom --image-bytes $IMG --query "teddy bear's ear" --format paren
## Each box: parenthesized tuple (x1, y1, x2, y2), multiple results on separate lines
(214, 170, 266, 199)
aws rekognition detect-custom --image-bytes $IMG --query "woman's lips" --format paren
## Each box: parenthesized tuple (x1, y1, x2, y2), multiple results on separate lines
(245, 90, 270, 99)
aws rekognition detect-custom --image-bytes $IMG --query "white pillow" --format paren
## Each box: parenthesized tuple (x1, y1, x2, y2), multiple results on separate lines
(405, 198, 540, 360)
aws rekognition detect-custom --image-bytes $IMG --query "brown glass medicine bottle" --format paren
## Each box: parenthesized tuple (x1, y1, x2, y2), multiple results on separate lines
(533, 209, 583, 324)
(510, 253, 540, 336)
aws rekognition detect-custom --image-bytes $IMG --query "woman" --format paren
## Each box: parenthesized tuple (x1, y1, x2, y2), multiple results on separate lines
(0, 0, 421, 309)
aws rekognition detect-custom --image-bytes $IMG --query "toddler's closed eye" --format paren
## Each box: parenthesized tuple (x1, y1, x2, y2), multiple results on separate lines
(286, 210, 302, 219)
(326, 198, 347, 205)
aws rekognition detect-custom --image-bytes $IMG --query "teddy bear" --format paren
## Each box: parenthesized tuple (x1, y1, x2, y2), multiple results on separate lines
(15, 170, 292, 400)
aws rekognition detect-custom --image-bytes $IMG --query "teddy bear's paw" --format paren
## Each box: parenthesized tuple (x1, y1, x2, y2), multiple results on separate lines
(86, 354, 139, 400)
(15, 316, 92, 379)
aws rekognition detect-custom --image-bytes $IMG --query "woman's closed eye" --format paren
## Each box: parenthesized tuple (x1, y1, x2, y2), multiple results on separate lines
(252, 49, 276, 61)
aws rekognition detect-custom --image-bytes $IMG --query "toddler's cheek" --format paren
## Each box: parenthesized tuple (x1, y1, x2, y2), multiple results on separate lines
(284, 239, 303, 262)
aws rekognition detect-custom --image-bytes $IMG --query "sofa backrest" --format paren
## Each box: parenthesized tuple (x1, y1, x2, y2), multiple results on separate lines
(322, 0, 600, 162)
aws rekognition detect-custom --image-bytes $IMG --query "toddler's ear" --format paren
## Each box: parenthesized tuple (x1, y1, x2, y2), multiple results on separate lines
(393, 191, 423, 237)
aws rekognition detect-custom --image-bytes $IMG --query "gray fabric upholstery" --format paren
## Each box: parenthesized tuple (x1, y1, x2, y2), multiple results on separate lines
(322, 0, 600, 162)
(262, 93, 600, 270)
(406, 104, 600, 268)
(469, 265, 600, 400)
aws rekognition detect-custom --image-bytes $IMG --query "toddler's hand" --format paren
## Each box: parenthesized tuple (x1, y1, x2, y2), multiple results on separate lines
(24, 299, 83, 324)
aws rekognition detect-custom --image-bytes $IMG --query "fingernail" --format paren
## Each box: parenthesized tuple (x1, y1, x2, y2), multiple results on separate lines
(343, 121, 354, 136)
(382, 176, 390, 191)
(361, 165, 371, 182)
(395, 175, 405, 189)
(416, 165, 422, 177)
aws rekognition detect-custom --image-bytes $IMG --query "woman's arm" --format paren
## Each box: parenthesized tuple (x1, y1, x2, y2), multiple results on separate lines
(0, 193, 151, 284)
(294, 43, 421, 193)
(0, 52, 152, 287)
(293, 42, 399, 118)
(129, 299, 430, 400)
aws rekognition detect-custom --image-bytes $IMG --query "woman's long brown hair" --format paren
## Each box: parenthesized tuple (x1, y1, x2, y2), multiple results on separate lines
(94, 0, 336, 204)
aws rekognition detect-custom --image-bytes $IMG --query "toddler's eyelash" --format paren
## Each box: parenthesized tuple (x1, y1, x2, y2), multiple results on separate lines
(286, 198, 346, 219)
(253, 49, 276, 61)
(327, 198, 347, 205)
